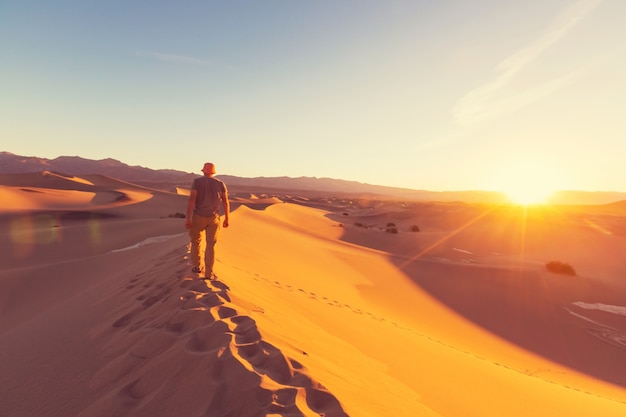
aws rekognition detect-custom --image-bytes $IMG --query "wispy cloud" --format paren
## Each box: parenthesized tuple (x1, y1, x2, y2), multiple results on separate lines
(136, 51, 213, 66)
(452, 0, 603, 126)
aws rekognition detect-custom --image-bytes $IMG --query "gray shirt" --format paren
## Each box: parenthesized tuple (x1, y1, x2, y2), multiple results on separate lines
(191, 176, 227, 217)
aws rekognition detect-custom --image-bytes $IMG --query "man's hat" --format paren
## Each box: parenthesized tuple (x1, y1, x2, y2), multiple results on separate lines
(202, 162, 216, 174)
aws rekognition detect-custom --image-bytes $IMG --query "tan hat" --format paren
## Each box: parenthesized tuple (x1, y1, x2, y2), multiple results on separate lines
(201, 162, 216, 175)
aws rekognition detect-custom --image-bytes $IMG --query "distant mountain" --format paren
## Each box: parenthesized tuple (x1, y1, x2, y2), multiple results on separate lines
(1, 152, 625, 204)
(0, 152, 507, 202)
(0, 152, 195, 184)
(219, 174, 509, 203)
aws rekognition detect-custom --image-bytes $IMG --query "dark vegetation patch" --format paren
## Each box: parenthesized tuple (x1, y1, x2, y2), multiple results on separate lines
(545, 261, 576, 276)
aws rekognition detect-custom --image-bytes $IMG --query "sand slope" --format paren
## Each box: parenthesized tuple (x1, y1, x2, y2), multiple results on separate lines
(216, 202, 626, 416)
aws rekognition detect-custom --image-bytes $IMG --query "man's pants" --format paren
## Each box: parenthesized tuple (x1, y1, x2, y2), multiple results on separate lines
(189, 213, 220, 275)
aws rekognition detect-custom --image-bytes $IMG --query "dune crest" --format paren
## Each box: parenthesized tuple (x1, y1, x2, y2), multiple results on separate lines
(42, 170, 95, 185)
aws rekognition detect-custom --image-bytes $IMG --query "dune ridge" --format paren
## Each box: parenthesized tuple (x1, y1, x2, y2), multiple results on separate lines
(76, 245, 348, 417)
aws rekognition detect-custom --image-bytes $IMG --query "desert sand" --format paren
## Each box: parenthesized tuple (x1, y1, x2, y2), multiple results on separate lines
(1, 172, 625, 416)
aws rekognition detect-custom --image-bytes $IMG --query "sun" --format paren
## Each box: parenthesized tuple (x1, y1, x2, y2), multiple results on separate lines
(505, 183, 554, 205)
(489, 159, 559, 205)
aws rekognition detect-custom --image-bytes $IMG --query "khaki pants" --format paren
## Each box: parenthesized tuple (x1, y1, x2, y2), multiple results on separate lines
(189, 213, 220, 275)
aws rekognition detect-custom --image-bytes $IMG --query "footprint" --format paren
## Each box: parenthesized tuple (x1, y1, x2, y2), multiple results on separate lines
(237, 340, 294, 385)
(229, 316, 262, 346)
(216, 306, 238, 319)
(185, 321, 231, 354)
(196, 292, 223, 308)
(304, 385, 349, 417)
(141, 288, 171, 308)
(163, 309, 214, 336)
(130, 332, 177, 359)
(113, 313, 133, 328)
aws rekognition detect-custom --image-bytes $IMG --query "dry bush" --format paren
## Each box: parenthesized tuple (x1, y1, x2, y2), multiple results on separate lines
(545, 261, 576, 276)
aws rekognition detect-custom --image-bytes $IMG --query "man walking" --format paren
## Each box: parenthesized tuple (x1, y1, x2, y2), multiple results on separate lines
(185, 162, 229, 279)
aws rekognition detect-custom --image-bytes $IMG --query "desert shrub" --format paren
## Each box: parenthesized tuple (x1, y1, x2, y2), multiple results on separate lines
(386, 227, 398, 234)
(343, 212, 349, 216)
(169, 212, 186, 218)
(386, 222, 396, 227)
(545, 261, 576, 276)
(410, 224, 420, 232)
(354, 222, 365, 228)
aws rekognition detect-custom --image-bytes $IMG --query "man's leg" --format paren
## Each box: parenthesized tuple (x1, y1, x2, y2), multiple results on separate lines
(189, 214, 207, 271)
(204, 214, 221, 277)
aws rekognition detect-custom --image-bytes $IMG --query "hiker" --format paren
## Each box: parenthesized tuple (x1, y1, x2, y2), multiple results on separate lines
(185, 162, 229, 279)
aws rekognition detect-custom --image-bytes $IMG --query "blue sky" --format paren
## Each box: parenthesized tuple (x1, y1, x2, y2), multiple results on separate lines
(2, 0, 625, 195)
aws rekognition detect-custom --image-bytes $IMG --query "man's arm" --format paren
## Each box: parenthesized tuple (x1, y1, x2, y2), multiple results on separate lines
(221, 188, 230, 228)
(185, 190, 197, 229)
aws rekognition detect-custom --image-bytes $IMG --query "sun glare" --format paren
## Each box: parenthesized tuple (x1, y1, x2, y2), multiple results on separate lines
(490, 159, 560, 206)
(505, 185, 554, 205)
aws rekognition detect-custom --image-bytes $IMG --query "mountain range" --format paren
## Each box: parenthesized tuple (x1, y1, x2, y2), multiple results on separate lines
(1, 151, 624, 205)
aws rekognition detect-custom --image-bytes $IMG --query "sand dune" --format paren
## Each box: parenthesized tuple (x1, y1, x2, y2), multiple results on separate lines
(1, 174, 625, 416)
(176, 187, 191, 196)
(0, 172, 155, 212)
(230, 194, 285, 211)
(217, 202, 626, 416)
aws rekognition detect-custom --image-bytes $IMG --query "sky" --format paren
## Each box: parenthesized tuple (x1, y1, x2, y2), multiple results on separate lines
(1, 0, 625, 194)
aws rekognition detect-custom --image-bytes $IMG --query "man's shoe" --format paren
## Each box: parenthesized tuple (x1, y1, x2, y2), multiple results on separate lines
(191, 266, 202, 274)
